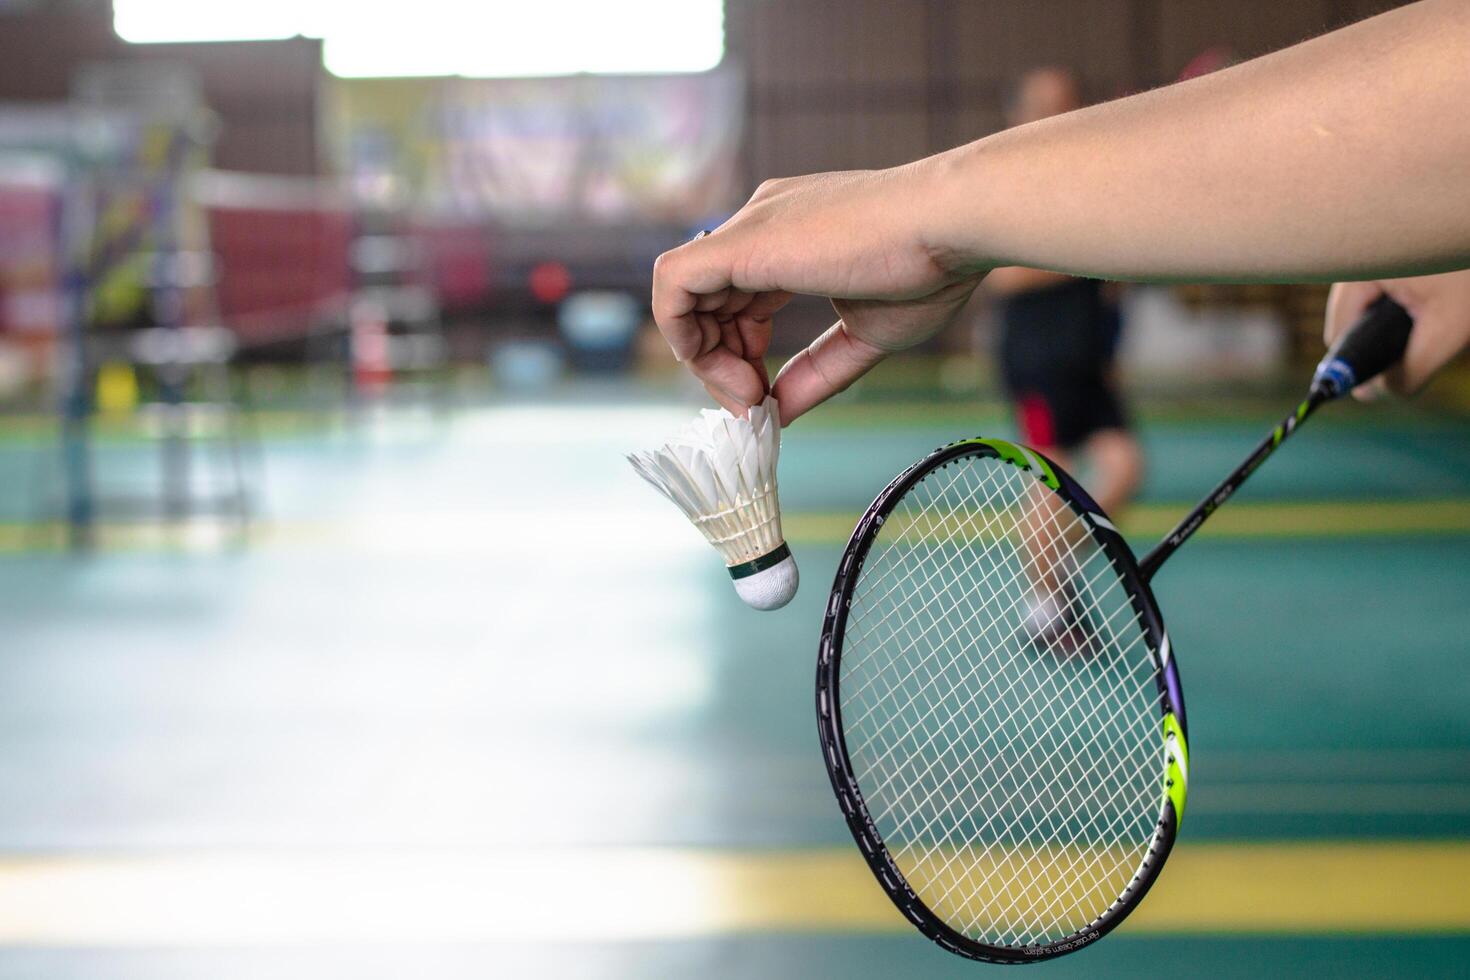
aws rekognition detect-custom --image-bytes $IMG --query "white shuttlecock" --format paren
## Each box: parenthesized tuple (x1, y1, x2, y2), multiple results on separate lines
(628, 395, 798, 610)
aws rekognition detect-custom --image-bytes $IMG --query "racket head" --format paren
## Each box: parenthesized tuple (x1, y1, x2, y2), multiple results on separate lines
(817, 438, 1188, 963)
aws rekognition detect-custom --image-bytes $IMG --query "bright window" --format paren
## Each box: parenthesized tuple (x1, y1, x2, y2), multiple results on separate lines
(114, 0, 725, 78)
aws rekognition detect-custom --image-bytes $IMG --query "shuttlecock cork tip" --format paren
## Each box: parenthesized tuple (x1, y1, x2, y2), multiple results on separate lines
(729, 543, 799, 611)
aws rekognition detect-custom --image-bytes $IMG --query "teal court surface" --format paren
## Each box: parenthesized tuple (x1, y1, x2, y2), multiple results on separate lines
(0, 388, 1468, 978)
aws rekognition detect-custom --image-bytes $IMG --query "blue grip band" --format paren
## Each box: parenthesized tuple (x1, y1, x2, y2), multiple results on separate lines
(1311, 357, 1357, 397)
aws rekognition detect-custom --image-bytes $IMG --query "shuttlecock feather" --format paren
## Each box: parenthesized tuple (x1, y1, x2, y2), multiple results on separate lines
(628, 395, 798, 610)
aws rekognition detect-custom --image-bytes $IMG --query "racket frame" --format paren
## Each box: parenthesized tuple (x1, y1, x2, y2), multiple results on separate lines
(816, 437, 1188, 963)
(815, 297, 1410, 962)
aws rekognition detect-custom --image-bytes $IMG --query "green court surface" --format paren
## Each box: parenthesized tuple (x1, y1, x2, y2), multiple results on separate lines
(0, 937, 1468, 980)
(0, 392, 1467, 977)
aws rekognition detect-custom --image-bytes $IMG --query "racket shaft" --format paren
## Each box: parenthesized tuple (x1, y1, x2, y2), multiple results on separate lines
(1138, 295, 1412, 581)
(1138, 391, 1324, 580)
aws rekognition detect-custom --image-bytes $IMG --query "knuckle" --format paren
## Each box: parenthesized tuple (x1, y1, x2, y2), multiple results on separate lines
(753, 177, 785, 198)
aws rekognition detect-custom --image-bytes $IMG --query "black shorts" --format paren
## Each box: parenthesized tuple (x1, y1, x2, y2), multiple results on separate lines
(996, 279, 1131, 451)
(1008, 374, 1128, 451)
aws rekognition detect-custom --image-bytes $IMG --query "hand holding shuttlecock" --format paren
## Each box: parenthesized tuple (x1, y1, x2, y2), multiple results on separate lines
(628, 396, 797, 610)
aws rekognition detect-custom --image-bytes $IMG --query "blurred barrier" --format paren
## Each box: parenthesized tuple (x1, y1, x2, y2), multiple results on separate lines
(411, 219, 492, 314)
(0, 155, 63, 339)
(0, 155, 63, 392)
(192, 170, 353, 347)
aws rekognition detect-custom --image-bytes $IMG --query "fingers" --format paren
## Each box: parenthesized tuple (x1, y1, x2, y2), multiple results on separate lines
(651, 236, 737, 362)
(738, 319, 771, 398)
(1324, 274, 1470, 399)
(652, 231, 790, 414)
(689, 343, 767, 413)
(1397, 302, 1468, 396)
(703, 381, 751, 417)
(1388, 270, 1470, 396)
(680, 291, 786, 412)
(694, 288, 733, 313)
(734, 292, 788, 399)
(771, 320, 889, 425)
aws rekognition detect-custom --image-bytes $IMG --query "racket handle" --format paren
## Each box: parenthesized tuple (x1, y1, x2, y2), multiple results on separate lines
(1310, 294, 1413, 399)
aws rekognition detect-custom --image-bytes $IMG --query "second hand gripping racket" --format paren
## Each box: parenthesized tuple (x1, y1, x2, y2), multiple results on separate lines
(816, 295, 1413, 963)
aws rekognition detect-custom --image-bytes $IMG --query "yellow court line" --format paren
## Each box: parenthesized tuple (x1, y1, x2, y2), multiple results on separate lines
(0, 842, 1465, 945)
(784, 499, 1470, 545)
(1122, 841, 1470, 933)
(0, 499, 1468, 556)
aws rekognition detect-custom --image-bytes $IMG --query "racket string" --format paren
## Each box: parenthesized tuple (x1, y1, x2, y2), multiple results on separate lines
(861, 525, 1143, 832)
(894, 629, 1160, 941)
(849, 458, 1097, 679)
(972, 731, 1163, 943)
(884, 597, 1154, 940)
(844, 467, 1064, 744)
(893, 470, 1158, 887)
(847, 462, 1107, 792)
(905, 467, 1158, 934)
(849, 464, 1149, 786)
(841, 462, 1006, 697)
(838, 456, 1164, 949)
(843, 459, 1109, 736)
(857, 504, 1153, 863)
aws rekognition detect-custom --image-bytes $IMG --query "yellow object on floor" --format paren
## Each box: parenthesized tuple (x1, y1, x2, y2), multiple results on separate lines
(96, 362, 139, 415)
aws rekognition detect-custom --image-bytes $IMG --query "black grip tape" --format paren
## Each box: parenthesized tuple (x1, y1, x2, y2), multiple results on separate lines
(1311, 294, 1413, 398)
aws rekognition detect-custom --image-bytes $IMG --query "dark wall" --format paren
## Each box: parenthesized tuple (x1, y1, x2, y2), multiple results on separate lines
(1, 2, 1411, 182)
(722, 0, 1409, 351)
(0, 12, 323, 174)
(726, 0, 1408, 182)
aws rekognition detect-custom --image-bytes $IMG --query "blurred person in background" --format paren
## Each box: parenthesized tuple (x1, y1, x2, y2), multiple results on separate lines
(987, 67, 1143, 517)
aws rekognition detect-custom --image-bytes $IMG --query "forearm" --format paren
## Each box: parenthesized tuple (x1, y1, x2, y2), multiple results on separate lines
(985, 266, 1075, 295)
(924, 0, 1470, 283)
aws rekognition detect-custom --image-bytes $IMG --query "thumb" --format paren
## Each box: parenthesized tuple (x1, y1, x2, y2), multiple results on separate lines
(1324, 281, 1384, 346)
(771, 321, 888, 425)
